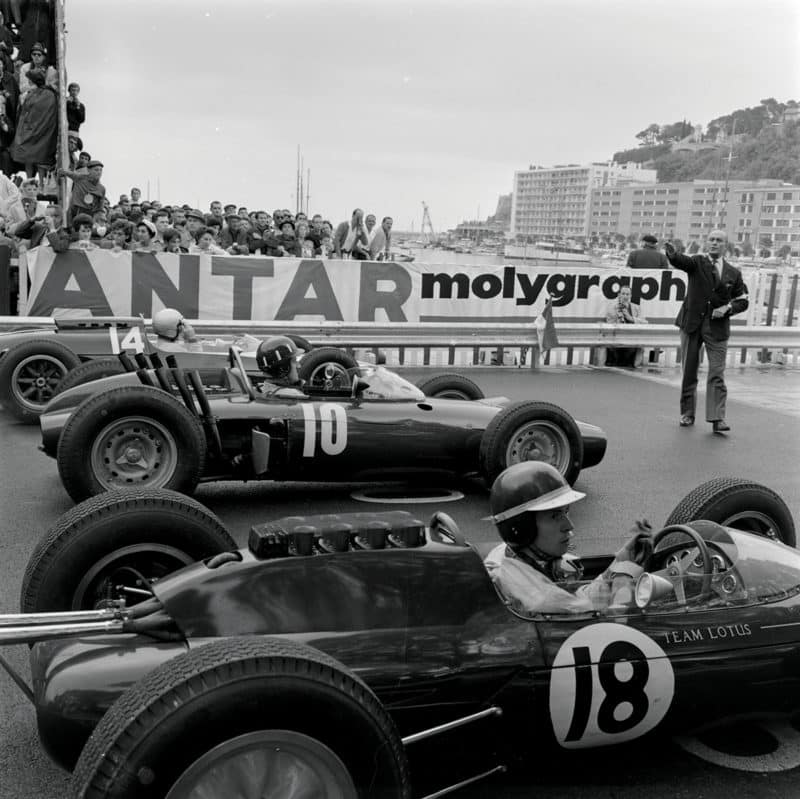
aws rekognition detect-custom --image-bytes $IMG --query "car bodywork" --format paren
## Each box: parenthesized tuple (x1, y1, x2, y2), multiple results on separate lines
(16, 511, 800, 778)
(41, 356, 607, 499)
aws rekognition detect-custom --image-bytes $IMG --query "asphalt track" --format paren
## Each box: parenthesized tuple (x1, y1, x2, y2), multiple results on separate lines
(0, 363, 798, 798)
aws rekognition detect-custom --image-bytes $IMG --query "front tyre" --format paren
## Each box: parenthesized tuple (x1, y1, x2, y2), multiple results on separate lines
(666, 477, 796, 546)
(70, 638, 411, 799)
(56, 385, 206, 503)
(479, 400, 583, 486)
(416, 373, 485, 400)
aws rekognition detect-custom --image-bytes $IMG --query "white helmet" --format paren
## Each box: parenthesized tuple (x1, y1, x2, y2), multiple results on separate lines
(152, 308, 184, 340)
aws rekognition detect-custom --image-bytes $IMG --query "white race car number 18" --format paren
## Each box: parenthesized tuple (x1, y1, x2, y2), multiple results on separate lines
(301, 403, 348, 457)
(549, 623, 674, 748)
(109, 325, 146, 354)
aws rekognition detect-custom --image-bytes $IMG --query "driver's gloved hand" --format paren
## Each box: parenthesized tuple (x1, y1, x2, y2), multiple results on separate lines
(615, 519, 654, 566)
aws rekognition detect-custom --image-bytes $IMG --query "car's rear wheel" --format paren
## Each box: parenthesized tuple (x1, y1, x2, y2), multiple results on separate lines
(416, 374, 485, 400)
(20, 488, 236, 612)
(299, 347, 358, 391)
(479, 400, 583, 486)
(56, 385, 206, 503)
(70, 638, 411, 799)
(0, 339, 81, 423)
(666, 478, 796, 546)
(54, 357, 126, 396)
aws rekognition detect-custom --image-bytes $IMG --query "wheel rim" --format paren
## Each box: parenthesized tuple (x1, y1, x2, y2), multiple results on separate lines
(308, 363, 351, 390)
(71, 543, 195, 610)
(433, 389, 471, 400)
(11, 355, 69, 411)
(722, 510, 782, 542)
(166, 729, 357, 799)
(90, 416, 178, 490)
(504, 420, 571, 473)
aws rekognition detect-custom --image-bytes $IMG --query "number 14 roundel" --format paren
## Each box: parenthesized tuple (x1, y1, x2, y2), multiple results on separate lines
(549, 623, 675, 748)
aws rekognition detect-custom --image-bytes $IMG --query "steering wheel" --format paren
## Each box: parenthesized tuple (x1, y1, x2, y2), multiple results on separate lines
(646, 524, 713, 604)
(428, 512, 466, 547)
(228, 346, 255, 400)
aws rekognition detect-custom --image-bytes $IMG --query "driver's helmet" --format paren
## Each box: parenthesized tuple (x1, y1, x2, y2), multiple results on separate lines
(257, 336, 298, 377)
(152, 308, 184, 340)
(488, 462, 585, 548)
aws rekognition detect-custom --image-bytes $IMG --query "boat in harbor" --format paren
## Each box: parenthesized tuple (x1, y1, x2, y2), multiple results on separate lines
(504, 241, 591, 263)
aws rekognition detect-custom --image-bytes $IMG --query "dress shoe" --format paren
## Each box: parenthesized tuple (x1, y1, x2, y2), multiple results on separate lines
(712, 420, 731, 434)
(679, 415, 694, 427)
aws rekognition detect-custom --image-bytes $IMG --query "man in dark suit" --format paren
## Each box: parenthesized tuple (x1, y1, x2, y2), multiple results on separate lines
(664, 230, 748, 434)
(626, 233, 670, 269)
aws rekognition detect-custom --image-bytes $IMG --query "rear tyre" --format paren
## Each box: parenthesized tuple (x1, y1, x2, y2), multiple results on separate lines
(299, 347, 358, 391)
(20, 488, 235, 612)
(666, 478, 796, 546)
(56, 385, 206, 503)
(54, 357, 126, 396)
(0, 339, 81, 423)
(416, 374, 485, 400)
(479, 400, 583, 486)
(70, 638, 411, 799)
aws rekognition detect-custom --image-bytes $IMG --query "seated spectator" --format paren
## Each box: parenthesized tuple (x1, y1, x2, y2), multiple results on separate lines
(66, 82, 85, 133)
(204, 216, 222, 242)
(68, 212, 97, 250)
(18, 43, 57, 106)
(90, 209, 108, 243)
(602, 285, 648, 368)
(188, 226, 227, 255)
(10, 68, 57, 183)
(162, 227, 186, 253)
(219, 212, 249, 254)
(275, 218, 301, 257)
(131, 218, 163, 252)
(58, 158, 106, 224)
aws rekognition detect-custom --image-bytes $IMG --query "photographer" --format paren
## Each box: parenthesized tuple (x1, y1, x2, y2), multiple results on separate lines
(333, 208, 368, 259)
(602, 285, 648, 367)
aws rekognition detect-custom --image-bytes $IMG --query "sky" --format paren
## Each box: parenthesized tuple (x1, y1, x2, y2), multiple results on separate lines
(64, 0, 799, 232)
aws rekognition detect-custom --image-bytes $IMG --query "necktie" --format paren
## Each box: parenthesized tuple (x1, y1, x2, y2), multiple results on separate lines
(710, 255, 721, 279)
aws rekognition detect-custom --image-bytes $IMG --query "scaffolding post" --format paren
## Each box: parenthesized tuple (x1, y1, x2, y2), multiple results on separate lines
(54, 0, 68, 226)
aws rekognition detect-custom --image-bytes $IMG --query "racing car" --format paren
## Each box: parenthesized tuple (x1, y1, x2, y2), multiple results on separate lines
(0, 316, 272, 423)
(40, 345, 607, 503)
(0, 477, 795, 797)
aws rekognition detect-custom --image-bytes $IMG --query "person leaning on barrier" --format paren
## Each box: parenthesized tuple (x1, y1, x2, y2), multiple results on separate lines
(626, 233, 670, 269)
(664, 229, 748, 434)
(484, 462, 653, 615)
(603, 285, 649, 367)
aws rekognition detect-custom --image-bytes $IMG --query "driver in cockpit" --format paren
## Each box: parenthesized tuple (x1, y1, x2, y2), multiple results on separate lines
(256, 336, 304, 390)
(484, 462, 653, 615)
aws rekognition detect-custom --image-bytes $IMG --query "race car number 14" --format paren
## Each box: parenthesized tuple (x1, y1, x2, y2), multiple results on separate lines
(108, 325, 146, 354)
(549, 623, 674, 748)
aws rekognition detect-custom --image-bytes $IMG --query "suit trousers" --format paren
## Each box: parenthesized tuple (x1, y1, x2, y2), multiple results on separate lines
(679, 317, 728, 422)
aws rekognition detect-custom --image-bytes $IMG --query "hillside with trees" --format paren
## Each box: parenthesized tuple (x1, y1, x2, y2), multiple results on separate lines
(612, 98, 800, 185)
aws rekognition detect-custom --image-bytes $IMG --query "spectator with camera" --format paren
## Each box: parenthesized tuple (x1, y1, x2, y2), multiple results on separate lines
(334, 208, 368, 259)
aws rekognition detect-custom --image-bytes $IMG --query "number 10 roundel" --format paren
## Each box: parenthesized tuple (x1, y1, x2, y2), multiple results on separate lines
(549, 623, 675, 748)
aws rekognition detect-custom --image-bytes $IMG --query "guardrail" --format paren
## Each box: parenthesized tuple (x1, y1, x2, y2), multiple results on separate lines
(2, 317, 799, 368)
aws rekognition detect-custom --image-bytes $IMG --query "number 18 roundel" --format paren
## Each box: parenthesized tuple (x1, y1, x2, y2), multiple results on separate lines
(549, 623, 675, 748)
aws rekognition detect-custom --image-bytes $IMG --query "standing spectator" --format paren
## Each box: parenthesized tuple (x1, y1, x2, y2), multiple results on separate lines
(306, 214, 323, 249)
(369, 216, 393, 260)
(0, 170, 24, 229)
(664, 230, 748, 433)
(0, 88, 14, 176)
(247, 211, 281, 256)
(58, 158, 106, 224)
(626, 234, 670, 269)
(208, 200, 223, 224)
(66, 82, 86, 133)
(65, 131, 82, 170)
(10, 68, 57, 183)
(185, 208, 205, 242)
(74, 150, 91, 172)
(90, 209, 108, 244)
(130, 187, 142, 204)
(0, 10, 16, 75)
(153, 209, 171, 248)
(333, 208, 368, 259)
(18, 0, 52, 63)
(18, 43, 57, 106)
(106, 219, 132, 252)
(0, 57, 18, 123)
(171, 206, 192, 248)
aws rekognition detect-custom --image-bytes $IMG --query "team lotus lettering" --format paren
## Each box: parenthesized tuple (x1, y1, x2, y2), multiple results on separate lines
(421, 267, 686, 307)
(663, 623, 752, 645)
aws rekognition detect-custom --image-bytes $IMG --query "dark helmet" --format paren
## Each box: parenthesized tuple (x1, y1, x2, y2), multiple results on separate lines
(487, 462, 585, 548)
(256, 336, 298, 376)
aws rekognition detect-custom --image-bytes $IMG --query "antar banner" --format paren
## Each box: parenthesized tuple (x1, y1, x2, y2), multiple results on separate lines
(25, 249, 691, 322)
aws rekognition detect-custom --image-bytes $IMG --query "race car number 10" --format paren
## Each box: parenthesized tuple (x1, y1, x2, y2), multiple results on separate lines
(301, 403, 348, 457)
(549, 623, 675, 748)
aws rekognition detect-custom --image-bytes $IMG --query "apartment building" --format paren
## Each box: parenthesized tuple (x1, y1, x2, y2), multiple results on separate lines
(589, 179, 800, 253)
(510, 162, 657, 240)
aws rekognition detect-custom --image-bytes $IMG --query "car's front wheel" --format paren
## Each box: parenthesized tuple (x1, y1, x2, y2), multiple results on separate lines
(416, 373, 485, 400)
(666, 477, 796, 546)
(70, 638, 411, 799)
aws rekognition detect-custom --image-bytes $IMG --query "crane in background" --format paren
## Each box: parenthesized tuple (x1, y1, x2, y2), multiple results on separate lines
(421, 201, 438, 246)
